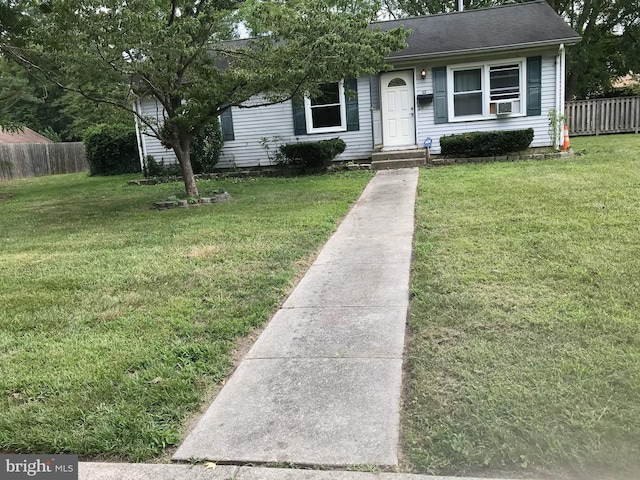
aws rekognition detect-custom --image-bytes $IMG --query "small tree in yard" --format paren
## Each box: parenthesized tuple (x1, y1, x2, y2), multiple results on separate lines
(0, 0, 407, 198)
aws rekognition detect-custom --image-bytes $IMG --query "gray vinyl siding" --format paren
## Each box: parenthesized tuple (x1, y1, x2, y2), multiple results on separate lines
(138, 99, 178, 165)
(413, 51, 558, 154)
(136, 76, 373, 168)
(136, 49, 560, 163)
(218, 77, 373, 168)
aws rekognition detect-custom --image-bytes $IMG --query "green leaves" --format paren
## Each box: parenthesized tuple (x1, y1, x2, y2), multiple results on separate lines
(10, 0, 407, 132)
(3, 0, 407, 195)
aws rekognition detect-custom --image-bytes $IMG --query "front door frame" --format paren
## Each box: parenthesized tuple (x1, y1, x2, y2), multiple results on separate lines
(380, 69, 417, 150)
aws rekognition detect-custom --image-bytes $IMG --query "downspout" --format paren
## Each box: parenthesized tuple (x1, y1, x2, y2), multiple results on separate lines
(560, 43, 566, 120)
(133, 99, 147, 172)
(555, 44, 565, 147)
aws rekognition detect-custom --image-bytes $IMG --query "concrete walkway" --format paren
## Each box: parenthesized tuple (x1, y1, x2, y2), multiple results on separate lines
(80, 463, 521, 480)
(173, 168, 419, 467)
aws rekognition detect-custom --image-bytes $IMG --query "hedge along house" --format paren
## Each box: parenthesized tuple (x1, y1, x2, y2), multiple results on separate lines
(134, 0, 580, 168)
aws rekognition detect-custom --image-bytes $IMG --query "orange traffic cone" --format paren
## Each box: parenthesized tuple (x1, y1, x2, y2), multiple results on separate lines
(560, 125, 570, 151)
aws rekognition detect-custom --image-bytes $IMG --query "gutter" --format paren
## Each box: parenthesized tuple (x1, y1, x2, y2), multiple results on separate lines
(386, 37, 581, 62)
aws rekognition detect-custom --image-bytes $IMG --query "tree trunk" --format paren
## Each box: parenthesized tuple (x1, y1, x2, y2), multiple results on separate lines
(173, 138, 199, 198)
(566, 65, 579, 100)
(180, 149, 199, 198)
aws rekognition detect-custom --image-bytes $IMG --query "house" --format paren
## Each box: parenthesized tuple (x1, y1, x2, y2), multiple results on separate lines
(612, 73, 639, 90)
(135, 0, 580, 168)
(0, 127, 53, 144)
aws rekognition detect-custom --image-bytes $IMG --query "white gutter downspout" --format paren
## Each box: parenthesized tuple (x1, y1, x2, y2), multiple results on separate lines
(133, 99, 147, 172)
(556, 44, 565, 147)
(560, 43, 566, 120)
(551, 43, 564, 146)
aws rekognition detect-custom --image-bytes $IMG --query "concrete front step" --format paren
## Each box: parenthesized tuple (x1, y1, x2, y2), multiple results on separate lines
(371, 158, 426, 170)
(371, 149, 426, 161)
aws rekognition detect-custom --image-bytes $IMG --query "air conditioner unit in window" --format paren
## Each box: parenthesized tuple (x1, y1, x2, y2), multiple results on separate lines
(497, 101, 513, 115)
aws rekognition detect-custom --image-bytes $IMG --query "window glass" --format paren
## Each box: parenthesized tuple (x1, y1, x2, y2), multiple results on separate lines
(490, 64, 520, 101)
(388, 78, 407, 87)
(454, 69, 481, 93)
(306, 82, 346, 132)
(454, 93, 483, 116)
(311, 83, 340, 106)
(453, 69, 482, 116)
(311, 105, 342, 128)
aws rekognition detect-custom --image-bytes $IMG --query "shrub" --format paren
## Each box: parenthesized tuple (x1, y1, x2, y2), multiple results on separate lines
(191, 119, 224, 174)
(440, 128, 534, 157)
(83, 124, 141, 176)
(144, 156, 182, 178)
(278, 138, 346, 168)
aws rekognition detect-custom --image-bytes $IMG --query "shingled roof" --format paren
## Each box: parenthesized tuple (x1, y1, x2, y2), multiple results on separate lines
(374, 0, 581, 61)
(0, 127, 52, 144)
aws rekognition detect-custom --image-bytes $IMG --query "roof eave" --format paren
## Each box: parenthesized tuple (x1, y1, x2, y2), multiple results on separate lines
(387, 37, 582, 62)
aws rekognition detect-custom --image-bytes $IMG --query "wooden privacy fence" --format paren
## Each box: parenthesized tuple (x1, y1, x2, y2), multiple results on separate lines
(565, 96, 640, 137)
(0, 142, 88, 181)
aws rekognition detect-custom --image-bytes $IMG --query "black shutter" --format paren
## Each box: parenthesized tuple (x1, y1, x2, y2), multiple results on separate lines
(346, 79, 359, 131)
(220, 108, 234, 141)
(433, 66, 448, 124)
(527, 56, 542, 116)
(292, 96, 307, 135)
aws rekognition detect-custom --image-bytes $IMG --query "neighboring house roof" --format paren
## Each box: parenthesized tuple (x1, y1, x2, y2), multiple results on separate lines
(613, 73, 639, 88)
(0, 127, 53, 144)
(374, 0, 581, 61)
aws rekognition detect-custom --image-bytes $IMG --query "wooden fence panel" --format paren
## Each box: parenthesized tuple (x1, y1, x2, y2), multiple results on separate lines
(566, 96, 640, 137)
(0, 142, 88, 181)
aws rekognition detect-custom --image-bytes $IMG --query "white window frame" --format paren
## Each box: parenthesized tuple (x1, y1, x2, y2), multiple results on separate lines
(304, 81, 347, 134)
(446, 58, 527, 122)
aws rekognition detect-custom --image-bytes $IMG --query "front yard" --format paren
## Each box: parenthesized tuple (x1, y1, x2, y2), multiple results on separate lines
(405, 135, 640, 479)
(2, 134, 639, 477)
(0, 171, 373, 460)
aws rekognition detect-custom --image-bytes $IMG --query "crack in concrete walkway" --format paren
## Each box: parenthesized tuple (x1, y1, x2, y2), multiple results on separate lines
(173, 168, 419, 467)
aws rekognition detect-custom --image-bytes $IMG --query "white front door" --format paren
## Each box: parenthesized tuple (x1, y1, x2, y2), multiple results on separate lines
(381, 70, 415, 149)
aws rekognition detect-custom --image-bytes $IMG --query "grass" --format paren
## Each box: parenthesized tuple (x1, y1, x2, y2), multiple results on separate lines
(405, 134, 640, 479)
(0, 170, 373, 461)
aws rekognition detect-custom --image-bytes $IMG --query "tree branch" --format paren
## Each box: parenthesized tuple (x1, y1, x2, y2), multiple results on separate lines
(383, 0, 398, 20)
(0, 44, 162, 138)
(94, 39, 135, 76)
(195, 0, 208, 16)
(168, 0, 178, 26)
(235, 74, 310, 109)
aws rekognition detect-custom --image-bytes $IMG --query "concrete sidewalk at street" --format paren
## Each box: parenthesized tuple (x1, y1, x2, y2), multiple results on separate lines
(172, 168, 419, 467)
(80, 463, 522, 480)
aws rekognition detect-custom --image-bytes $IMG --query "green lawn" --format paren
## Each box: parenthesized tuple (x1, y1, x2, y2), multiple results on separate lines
(0, 171, 372, 460)
(405, 135, 640, 479)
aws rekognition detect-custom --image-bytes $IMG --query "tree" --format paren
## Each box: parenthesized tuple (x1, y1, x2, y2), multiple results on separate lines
(1, 0, 407, 197)
(0, 57, 133, 140)
(394, 0, 499, 16)
(0, 0, 36, 133)
(551, 0, 640, 98)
